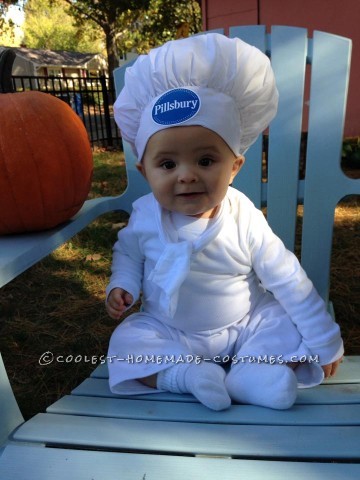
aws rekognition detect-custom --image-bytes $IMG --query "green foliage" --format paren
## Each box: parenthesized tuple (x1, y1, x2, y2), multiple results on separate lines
(59, 0, 150, 75)
(62, 0, 150, 22)
(0, 17, 16, 45)
(60, 0, 201, 76)
(22, 0, 104, 52)
(116, 0, 202, 54)
(10, 0, 201, 77)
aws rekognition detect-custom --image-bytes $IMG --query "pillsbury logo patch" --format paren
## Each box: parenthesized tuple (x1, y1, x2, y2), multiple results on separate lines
(152, 88, 200, 126)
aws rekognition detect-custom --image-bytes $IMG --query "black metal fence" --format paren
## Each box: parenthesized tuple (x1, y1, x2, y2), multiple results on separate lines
(11, 75, 122, 149)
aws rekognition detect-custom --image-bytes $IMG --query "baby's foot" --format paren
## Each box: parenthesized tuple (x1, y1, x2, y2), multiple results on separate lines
(157, 362, 231, 411)
(225, 362, 297, 409)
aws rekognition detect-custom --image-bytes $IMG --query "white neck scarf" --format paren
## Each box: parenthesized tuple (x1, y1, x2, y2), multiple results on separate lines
(147, 197, 226, 317)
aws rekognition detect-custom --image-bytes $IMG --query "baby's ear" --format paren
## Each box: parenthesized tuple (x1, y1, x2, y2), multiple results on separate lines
(230, 155, 245, 181)
(136, 162, 146, 178)
(237, 155, 245, 169)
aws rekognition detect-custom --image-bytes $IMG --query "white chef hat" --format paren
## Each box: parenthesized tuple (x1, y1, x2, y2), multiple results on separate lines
(114, 33, 278, 161)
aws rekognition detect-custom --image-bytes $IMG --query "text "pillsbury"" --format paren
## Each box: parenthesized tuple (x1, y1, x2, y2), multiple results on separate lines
(152, 88, 201, 126)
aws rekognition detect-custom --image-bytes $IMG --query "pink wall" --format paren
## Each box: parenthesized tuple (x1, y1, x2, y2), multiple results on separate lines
(201, 0, 258, 29)
(202, 0, 359, 137)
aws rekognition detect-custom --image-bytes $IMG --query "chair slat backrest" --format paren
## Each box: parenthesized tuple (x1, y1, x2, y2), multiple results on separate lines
(261, 26, 307, 250)
(301, 30, 355, 302)
(231, 26, 308, 250)
(113, 26, 356, 302)
(229, 26, 266, 209)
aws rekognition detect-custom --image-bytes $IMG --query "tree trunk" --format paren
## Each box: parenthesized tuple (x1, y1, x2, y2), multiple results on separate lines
(103, 22, 118, 103)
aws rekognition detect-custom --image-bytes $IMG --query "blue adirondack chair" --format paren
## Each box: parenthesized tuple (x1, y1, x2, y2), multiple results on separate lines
(1, 26, 360, 479)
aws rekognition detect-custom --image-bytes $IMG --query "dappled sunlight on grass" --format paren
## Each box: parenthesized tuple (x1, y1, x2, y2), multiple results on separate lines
(88, 149, 127, 199)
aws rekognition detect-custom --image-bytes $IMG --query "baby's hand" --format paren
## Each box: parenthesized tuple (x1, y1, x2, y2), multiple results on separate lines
(322, 356, 343, 379)
(106, 288, 133, 320)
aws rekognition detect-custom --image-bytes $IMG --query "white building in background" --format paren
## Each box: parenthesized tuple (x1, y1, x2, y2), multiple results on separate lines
(0, 47, 108, 78)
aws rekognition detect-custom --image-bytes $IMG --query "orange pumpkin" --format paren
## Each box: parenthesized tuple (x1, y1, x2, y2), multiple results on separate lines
(0, 49, 93, 234)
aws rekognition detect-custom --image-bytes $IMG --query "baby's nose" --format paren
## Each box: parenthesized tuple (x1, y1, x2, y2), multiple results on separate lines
(177, 166, 198, 183)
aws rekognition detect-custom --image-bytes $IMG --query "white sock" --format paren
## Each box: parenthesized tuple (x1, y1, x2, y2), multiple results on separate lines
(157, 362, 231, 411)
(225, 362, 298, 410)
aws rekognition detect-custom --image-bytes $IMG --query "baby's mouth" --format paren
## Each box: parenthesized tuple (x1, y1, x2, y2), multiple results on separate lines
(177, 191, 204, 197)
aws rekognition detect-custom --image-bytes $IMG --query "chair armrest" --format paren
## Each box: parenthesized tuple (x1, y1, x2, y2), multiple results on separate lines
(0, 195, 132, 288)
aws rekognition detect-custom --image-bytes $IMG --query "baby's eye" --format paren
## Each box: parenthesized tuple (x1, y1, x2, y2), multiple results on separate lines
(198, 157, 213, 167)
(160, 160, 176, 170)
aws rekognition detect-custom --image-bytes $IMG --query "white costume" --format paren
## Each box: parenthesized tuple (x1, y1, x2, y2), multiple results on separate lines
(107, 188, 343, 393)
(109, 33, 343, 408)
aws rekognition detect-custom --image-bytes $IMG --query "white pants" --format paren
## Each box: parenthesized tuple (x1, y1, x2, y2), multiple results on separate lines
(108, 292, 324, 394)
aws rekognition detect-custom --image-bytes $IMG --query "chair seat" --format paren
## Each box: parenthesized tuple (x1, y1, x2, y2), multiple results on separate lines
(9, 412, 360, 459)
(1, 356, 359, 479)
(2, 444, 360, 480)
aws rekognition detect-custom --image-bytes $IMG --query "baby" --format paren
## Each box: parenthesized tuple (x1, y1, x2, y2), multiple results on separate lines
(106, 33, 343, 411)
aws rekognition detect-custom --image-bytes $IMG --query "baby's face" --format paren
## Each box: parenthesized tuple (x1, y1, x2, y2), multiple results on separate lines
(137, 126, 243, 218)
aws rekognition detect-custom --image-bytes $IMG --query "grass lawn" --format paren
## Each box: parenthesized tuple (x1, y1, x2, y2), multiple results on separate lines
(0, 148, 359, 420)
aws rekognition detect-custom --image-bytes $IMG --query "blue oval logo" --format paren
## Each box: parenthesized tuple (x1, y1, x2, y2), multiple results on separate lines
(152, 88, 200, 126)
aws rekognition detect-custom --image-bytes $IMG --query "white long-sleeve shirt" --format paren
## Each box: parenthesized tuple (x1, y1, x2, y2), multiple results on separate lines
(107, 187, 343, 366)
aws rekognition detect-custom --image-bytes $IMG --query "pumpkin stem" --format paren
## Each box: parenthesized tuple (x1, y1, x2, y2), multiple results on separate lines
(0, 49, 16, 94)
